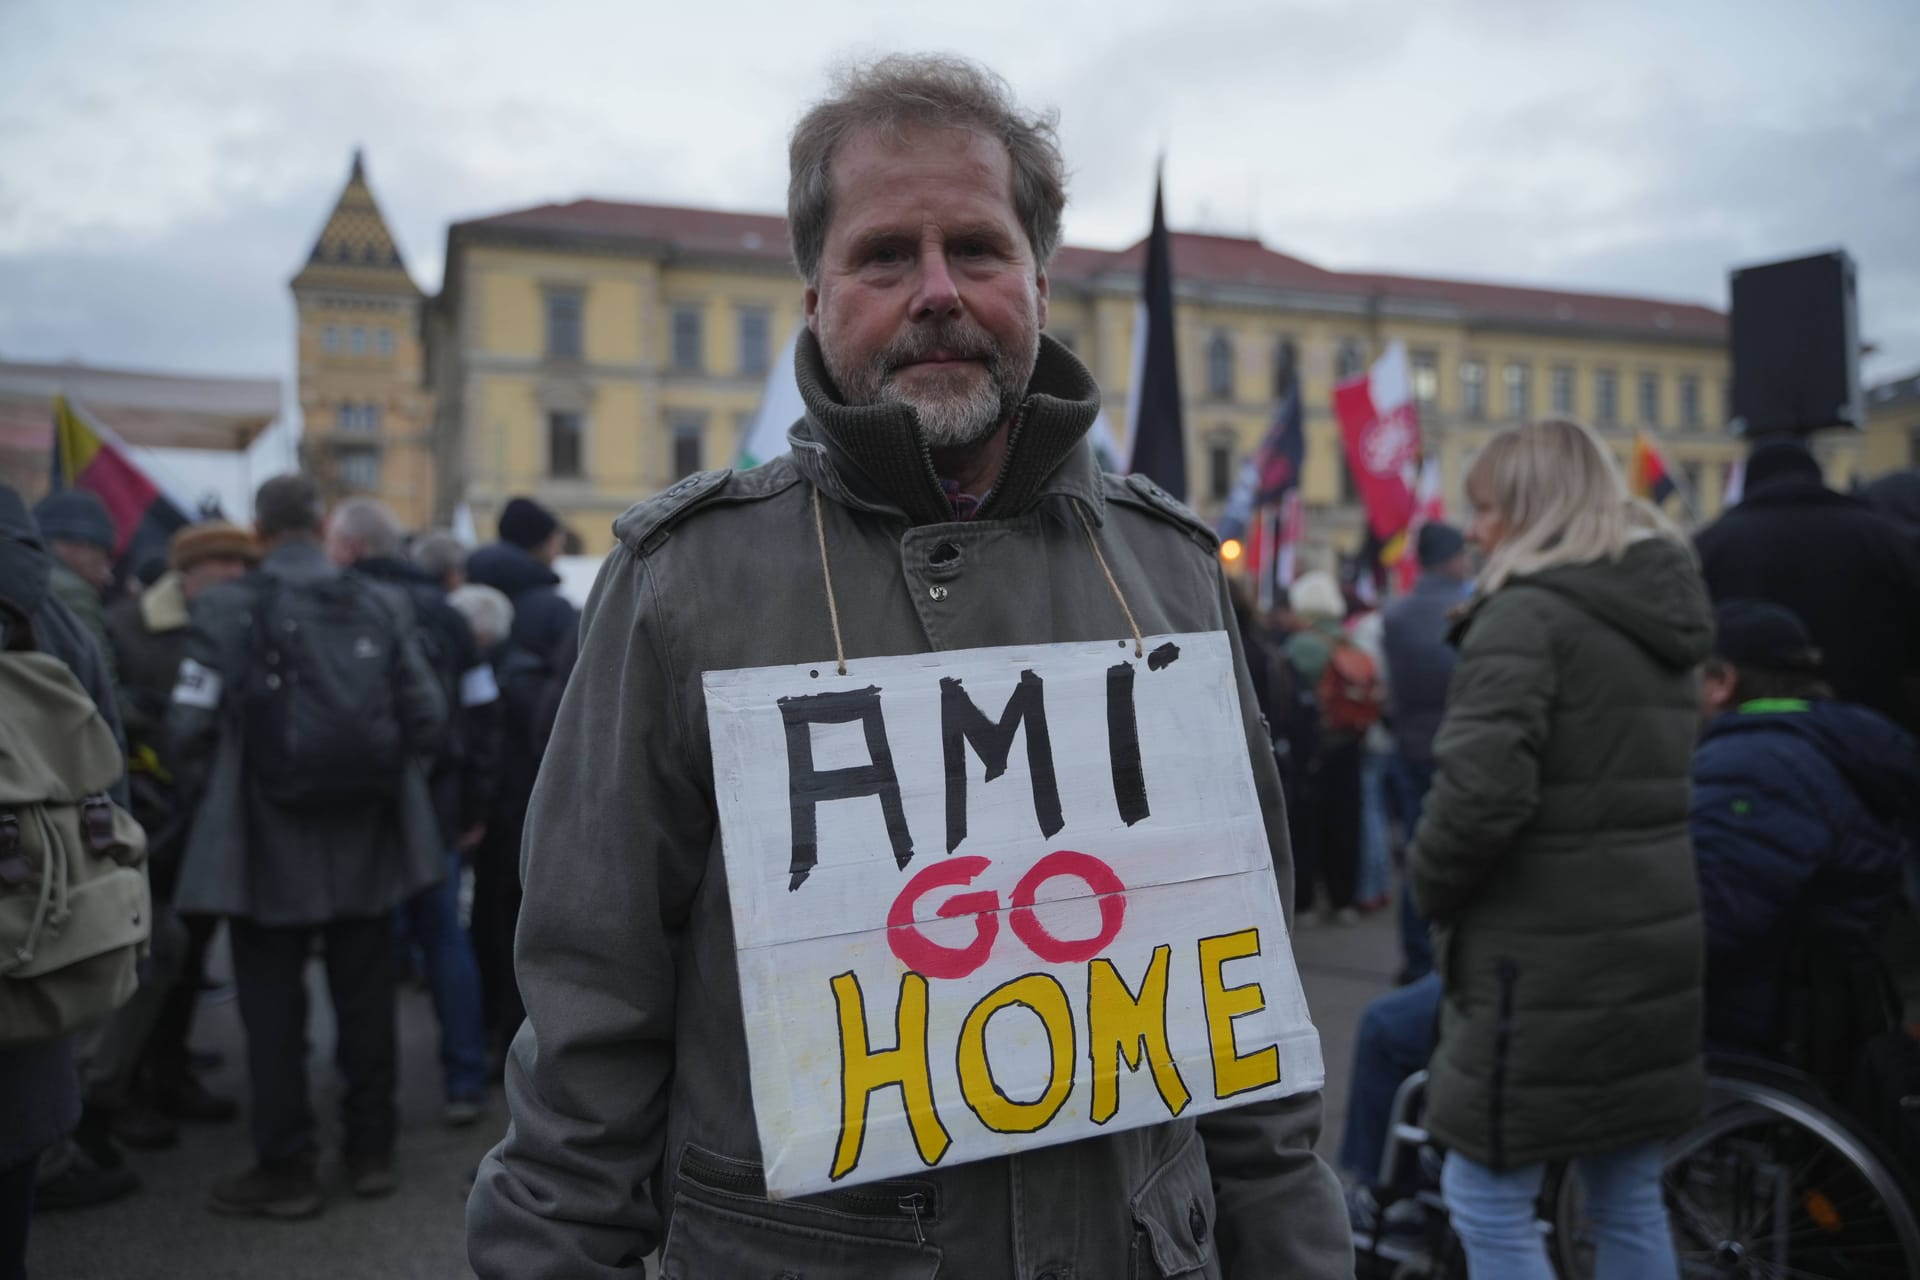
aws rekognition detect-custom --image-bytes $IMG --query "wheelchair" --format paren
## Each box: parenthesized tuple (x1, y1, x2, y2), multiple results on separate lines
(1356, 1054, 1920, 1279)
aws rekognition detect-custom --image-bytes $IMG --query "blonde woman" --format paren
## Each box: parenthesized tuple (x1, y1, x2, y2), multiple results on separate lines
(1408, 419, 1710, 1279)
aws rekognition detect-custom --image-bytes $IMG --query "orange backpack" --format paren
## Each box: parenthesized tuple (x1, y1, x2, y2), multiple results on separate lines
(1316, 638, 1383, 737)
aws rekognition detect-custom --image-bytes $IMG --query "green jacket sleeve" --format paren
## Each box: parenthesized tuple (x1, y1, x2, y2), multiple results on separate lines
(1199, 570, 1353, 1279)
(1408, 588, 1557, 923)
(466, 546, 711, 1278)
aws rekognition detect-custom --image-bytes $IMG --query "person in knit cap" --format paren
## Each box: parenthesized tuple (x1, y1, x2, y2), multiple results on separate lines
(32, 489, 118, 674)
(463, 497, 578, 1072)
(102, 521, 258, 1138)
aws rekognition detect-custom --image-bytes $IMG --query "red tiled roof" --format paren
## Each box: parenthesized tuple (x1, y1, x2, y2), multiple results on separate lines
(456, 199, 791, 262)
(452, 199, 1725, 339)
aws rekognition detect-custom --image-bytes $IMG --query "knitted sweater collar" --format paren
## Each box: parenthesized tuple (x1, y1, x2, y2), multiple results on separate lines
(790, 328, 1102, 526)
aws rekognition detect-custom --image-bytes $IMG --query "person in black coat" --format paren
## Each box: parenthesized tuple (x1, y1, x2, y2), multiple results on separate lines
(463, 498, 579, 1068)
(330, 499, 501, 1124)
(1695, 440, 1920, 737)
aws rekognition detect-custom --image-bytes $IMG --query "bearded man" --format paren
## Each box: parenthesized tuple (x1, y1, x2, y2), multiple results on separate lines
(467, 54, 1348, 1279)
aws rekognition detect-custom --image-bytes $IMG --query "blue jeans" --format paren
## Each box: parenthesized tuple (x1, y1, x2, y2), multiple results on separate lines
(1339, 973, 1443, 1180)
(1442, 1141, 1677, 1280)
(396, 849, 488, 1103)
(1359, 750, 1394, 904)
(1383, 755, 1437, 980)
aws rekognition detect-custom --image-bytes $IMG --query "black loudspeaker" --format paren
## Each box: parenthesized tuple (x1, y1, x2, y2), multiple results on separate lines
(1729, 250, 1862, 435)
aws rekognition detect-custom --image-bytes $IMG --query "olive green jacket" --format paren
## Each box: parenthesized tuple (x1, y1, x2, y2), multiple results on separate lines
(1409, 536, 1711, 1170)
(467, 334, 1350, 1279)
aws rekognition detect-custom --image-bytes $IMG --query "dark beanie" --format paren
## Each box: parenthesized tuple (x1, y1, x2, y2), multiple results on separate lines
(498, 497, 559, 551)
(1744, 438, 1822, 495)
(1713, 599, 1822, 671)
(1416, 522, 1465, 569)
(33, 490, 116, 552)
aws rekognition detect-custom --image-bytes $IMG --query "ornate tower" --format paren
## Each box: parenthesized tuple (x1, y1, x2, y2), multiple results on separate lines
(291, 150, 437, 529)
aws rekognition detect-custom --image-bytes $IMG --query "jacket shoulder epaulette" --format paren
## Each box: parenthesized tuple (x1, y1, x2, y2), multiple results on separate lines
(613, 460, 804, 556)
(1103, 472, 1219, 551)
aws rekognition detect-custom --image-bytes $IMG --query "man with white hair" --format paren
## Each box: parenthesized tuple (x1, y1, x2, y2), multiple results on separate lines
(330, 498, 500, 1127)
(468, 54, 1347, 1278)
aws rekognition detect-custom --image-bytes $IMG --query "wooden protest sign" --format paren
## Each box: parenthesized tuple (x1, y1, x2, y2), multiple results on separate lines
(703, 631, 1322, 1198)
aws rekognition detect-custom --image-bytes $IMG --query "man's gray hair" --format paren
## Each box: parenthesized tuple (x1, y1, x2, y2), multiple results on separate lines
(411, 530, 467, 583)
(331, 497, 404, 559)
(449, 583, 515, 650)
(788, 54, 1066, 285)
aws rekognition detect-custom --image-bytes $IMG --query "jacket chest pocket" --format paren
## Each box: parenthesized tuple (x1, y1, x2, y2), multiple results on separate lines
(1128, 1130, 1221, 1279)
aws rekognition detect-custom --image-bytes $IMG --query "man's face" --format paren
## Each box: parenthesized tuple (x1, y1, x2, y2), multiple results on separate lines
(806, 125, 1048, 453)
(181, 556, 249, 603)
(53, 539, 113, 591)
(536, 527, 566, 567)
(1701, 660, 1739, 724)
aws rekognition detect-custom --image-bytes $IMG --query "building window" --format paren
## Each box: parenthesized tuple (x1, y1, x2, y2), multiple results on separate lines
(1550, 366, 1574, 416)
(375, 328, 394, 358)
(1335, 338, 1366, 382)
(1680, 460, 1702, 503)
(733, 411, 755, 451)
(1679, 375, 1701, 429)
(349, 326, 367, 356)
(1504, 362, 1532, 422)
(1272, 337, 1299, 398)
(1207, 437, 1234, 502)
(1460, 360, 1487, 421)
(1640, 372, 1662, 426)
(669, 412, 706, 481)
(1339, 450, 1360, 504)
(548, 411, 584, 478)
(339, 448, 380, 493)
(336, 402, 356, 433)
(1411, 350, 1439, 414)
(323, 325, 341, 354)
(546, 292, 584, 360)
(1595, 369, 1618, 426)
(671, 306, 704, 373)
(1206, 331, 1234, 401)
(737, 308, 772, 377)
(1721, 379, 1733, 424)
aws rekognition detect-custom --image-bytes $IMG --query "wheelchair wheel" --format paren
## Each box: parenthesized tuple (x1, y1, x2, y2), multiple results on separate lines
(1549, 1068, 1920, 1278)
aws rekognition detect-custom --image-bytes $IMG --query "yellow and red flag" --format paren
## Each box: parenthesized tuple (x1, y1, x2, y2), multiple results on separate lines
(50, 394, 193, 573)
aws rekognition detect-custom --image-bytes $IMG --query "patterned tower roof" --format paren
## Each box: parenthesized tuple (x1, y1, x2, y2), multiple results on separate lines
(291, 149, 420, 296)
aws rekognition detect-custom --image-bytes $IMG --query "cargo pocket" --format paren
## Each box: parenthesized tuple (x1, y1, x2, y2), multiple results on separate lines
(1127, 1130, 1220, 1279)
(659, 1143, 942, 1280)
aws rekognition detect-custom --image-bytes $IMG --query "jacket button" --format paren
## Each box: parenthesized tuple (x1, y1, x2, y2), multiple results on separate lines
(928, 585, 948, 601)
(1189, 1200, 1208, 1244)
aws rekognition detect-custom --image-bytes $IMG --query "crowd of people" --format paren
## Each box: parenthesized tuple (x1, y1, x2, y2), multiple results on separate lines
(1245, 426, 1920, 1278)
(0, 477, 583, 1268)
(5, 48, 1920, 1280)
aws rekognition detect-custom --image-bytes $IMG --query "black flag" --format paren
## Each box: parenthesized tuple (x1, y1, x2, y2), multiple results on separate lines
(1125, 171, 1187, 500)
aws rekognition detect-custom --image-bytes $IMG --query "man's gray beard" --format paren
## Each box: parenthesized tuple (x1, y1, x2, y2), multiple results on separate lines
(822, 319, 1038, 453)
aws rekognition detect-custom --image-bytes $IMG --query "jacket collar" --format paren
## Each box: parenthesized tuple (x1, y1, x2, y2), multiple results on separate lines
(787, 329, 1105, 526)
(260, 538, 334, 583)
(139, 572, 190, 633)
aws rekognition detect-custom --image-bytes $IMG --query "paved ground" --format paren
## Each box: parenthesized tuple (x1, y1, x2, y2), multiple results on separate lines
(29, 908, 1404, 1279)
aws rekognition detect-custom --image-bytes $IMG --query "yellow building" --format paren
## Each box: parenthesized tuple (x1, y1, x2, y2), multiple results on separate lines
(1861, 370, 1920, 478)
(427, 201, 802, 551)
(423, 201, 1756, 557)
(302, 173, 1888, 557)
(291, 151, 437, 529)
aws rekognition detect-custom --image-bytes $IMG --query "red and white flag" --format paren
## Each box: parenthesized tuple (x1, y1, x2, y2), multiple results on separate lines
(1395, 456, 1447, 594)
(1334, 341, 1422, 543)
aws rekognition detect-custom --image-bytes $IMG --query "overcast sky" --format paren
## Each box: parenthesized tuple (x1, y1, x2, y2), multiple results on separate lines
(3, 0, 1915, 421)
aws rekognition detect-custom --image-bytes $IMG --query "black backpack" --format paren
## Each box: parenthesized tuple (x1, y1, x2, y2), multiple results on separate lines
(243, 573, 407, 808)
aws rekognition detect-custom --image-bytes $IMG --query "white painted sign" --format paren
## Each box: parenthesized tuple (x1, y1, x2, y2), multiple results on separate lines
(702, 631, 1322, 1198)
